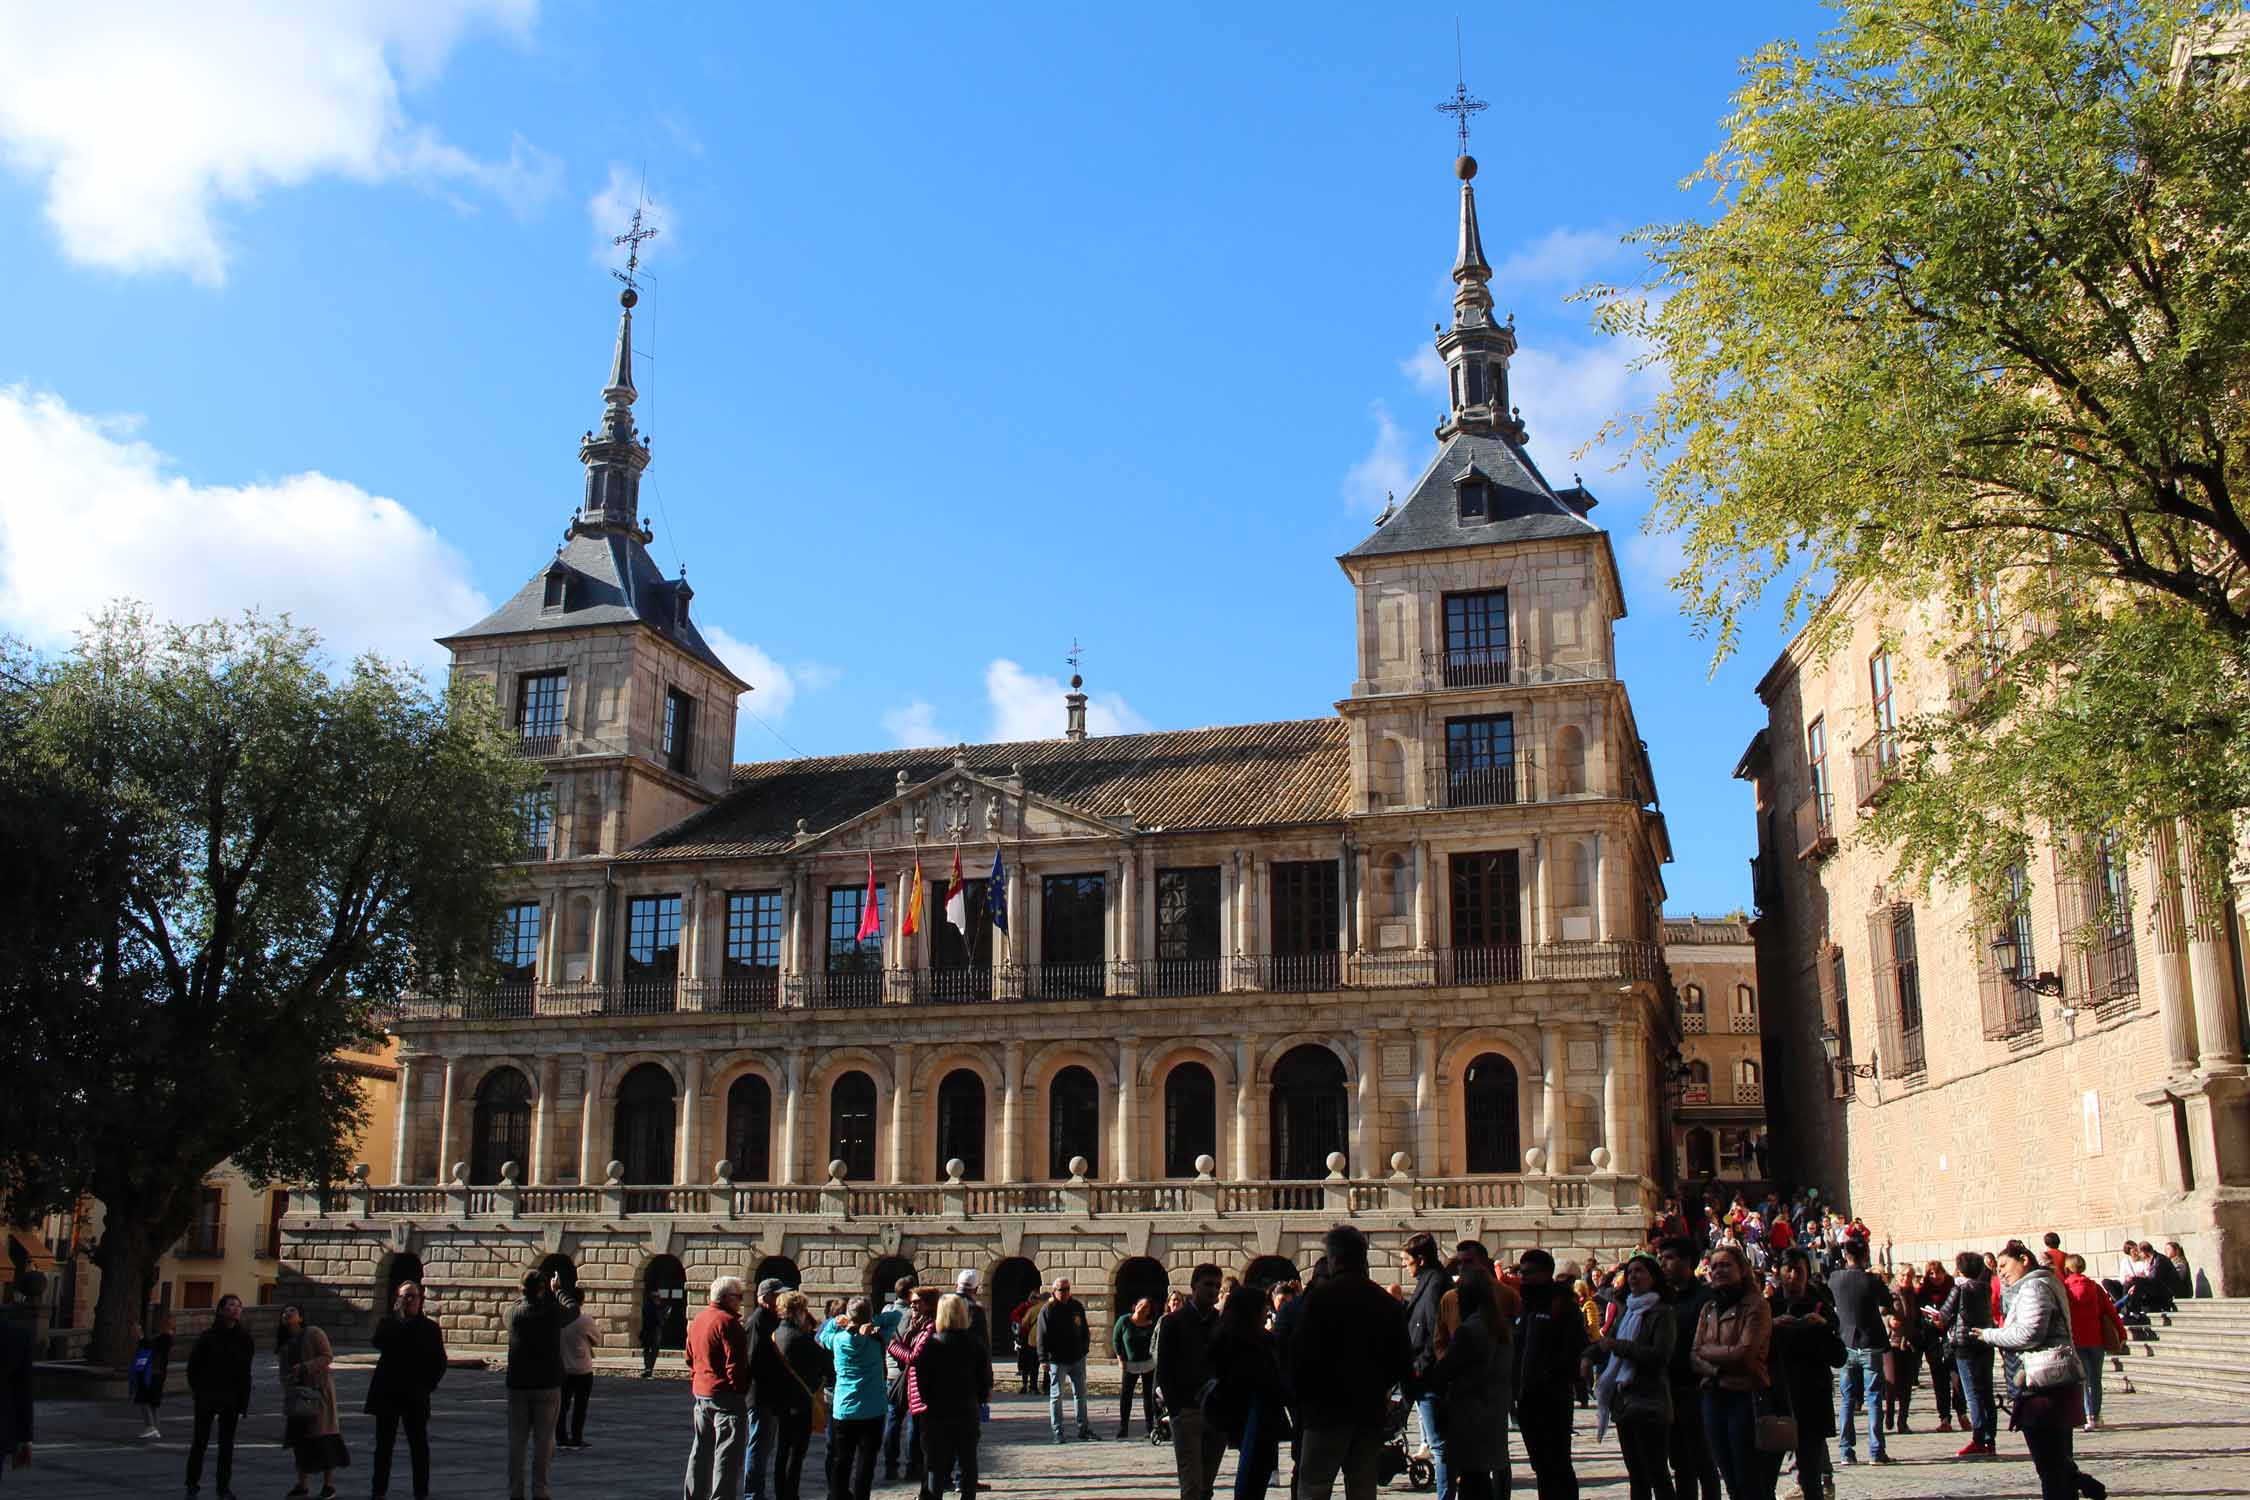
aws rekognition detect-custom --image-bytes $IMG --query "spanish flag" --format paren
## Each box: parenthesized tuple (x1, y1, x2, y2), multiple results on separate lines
(904, 856, 923, 938)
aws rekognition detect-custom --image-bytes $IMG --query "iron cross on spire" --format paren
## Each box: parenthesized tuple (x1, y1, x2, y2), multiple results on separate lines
(1436, 19, 1486, 156)
(611, 203, 659, 293)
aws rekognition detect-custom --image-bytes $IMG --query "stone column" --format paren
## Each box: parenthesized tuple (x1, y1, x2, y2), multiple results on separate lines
(392, 1056, 417, 1185)
(1115, 1036, 1141, 1181)
(1534, 836, 1552, 945)
(532, 1055, 560, 1185)
(780, 1048, 805, 1184)
(684, 877, 708, 982)
(1601, 1024, 1624, 1175)
(1355, 1031, 1381, 1174)
(1339, 841, 1354, 956)
(679, 1052, 703, 1184)
(1001, 1039, 1024, 1182)
(1413, 842, 1433, 949)
(434, 1056, 458, 1181)
(588, 888, 611, 991)
(890, 1044, 915, 1183)
(2148, 823, 2199, 1072)
(1542, 1033, 1569, 1172)
(578, 1051, 606, 1185)
(1253, 855, 1272, 955)
(1356, 849, 1374, 951)
(1234, 1035, 1258, 1180)
(1116, 855, 1135, 965)
(2185, 836, 2246, 1069)
(1593, 832, 1611, 941)
(1415, 1031, 1439, 1175)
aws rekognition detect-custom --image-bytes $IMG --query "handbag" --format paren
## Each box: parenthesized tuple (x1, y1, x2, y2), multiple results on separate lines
(1752, 1388, 1798, 1454)
(2019, 1343, 2080, 1389)
(282, 1380, 324, 1441)
(777, 1339, 829, 1433)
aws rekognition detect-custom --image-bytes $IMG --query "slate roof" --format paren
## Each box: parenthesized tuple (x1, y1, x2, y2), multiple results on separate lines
(441, 530, 741, 684)
(626, 718, 1352, 860)
(1344, 429, 1600, 559)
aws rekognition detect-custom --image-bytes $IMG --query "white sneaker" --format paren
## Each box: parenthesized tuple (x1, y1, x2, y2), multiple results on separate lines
(140, 1425, 161, 1438)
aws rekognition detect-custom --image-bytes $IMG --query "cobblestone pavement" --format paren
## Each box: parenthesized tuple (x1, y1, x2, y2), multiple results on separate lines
(15, 1364, 2248, 1498)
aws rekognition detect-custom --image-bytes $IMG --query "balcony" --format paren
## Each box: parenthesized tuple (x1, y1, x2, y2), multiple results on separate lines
(1419, 646, 1610, 690)
(1852, 735, 1901, 808)
(390, 940, 1667, 1023)
(2081, 930, 2140, 1010)
(514, 730, 562, 757)
(1793, 793, 1836, 861)
(1948, 642, 2004, 707)
(1433, 757, 1531, 809)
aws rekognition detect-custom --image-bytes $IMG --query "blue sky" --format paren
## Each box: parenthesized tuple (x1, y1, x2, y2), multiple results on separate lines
(0, 0, 1826, 915)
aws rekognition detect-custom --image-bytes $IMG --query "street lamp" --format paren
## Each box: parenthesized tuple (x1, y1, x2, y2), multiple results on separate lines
(1987, 931, 2065, 997)
(1818, 1024, 1878, 1079)
(1660, 1046, 1692, 1104)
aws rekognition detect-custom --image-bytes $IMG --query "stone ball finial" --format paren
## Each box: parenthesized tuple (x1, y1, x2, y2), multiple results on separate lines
(1590, 1146, 1613, 1172)
(1324, 1151, 1348, 1180)
(1193, 1154, 1217, 1181)
(501, 1160, 521, 1184)
(1067, 1155, 1090, 1182)
(1070, 673, 1083, 690)
(351, 1162, 371, 1183)
(1389, 1151, 1412, 1175)
(1523, 1146, 1548, 1174)
(945, 1157, 966, 1184)
(449, 1161, 468, 1186)
(620, 286, 639, 309)
(1456, 154, 1478, 181)
(714, 1158, 734, 1185)
(827, 1159, 849, 1184)
(605, 1159, 625, 1186)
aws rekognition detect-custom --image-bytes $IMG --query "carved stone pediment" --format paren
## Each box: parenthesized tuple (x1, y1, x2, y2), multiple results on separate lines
(796, 766, 1127, 854)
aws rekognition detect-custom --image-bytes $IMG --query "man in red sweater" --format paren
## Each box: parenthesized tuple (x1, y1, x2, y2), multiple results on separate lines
(683, 1275, 751, 1500)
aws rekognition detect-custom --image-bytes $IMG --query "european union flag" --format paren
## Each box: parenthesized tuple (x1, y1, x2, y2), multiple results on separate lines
(988, 848, 1009, 936)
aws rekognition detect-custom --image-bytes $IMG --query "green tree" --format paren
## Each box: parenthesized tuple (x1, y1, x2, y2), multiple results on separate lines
(1598, 0, 2250, 896)
(0, 608, 530, 1365)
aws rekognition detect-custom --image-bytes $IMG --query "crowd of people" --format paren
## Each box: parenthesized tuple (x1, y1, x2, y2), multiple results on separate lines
(0, 1188, 2200, 1500)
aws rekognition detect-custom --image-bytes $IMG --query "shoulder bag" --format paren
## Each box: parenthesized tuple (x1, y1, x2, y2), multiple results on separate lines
(1752, 1386, 1798, 1454)
(779, 1344, 829, 1433)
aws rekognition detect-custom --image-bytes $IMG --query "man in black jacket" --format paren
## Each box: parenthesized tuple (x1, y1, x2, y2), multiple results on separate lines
(506, 1270, 567, 1500)
(1827, 1238, 1892, 1465)
(744, 1278, 795, 1500)
(1513, 1248, 1587, 1500)
(1657, 1239, 1719, 1500)
(0, 1312, 28, 1487)
(1036, 1278, 1094, 1441)
(367, 1280, 448, 1500)
(1289, 1226, 1411, 1500)
(183, 1293, 253, 1499)
(1400, 1232, 1454, 1500)
(1156, 1263, 1225, 1500)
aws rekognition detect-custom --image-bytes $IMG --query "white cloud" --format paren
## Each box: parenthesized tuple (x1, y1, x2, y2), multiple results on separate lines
(0, 386, 486, 668)
(701, 624, 825, 722)
(0, 0, 550, 285)
(985, 659, 1149, 741)
(589, 164, 675, 269)
(1343, 400, 1430, 516)
(1512, 333, 1665, 480)
(1401, 345, 1449, 402)
(1494, 224, 1627, 290)
(883, 700, 954, 749)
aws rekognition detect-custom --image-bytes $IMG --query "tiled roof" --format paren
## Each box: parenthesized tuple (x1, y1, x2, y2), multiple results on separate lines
(627, 718, 1353, 860)
(1662, 915, 1753, 946)
(1344, 429, 1600, 559)
(441, 530, 740, 683)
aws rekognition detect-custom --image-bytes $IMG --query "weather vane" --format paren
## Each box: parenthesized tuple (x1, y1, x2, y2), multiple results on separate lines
(612, 200, 659, 294)
(1066, 638, 1085, 676)
(1435, 20, 1486, 156)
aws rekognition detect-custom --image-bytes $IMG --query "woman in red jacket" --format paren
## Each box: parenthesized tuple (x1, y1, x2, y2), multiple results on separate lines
(2058, 1255, 2127, 1431)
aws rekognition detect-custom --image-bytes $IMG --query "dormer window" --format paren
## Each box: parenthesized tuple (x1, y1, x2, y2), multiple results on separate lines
(541, 564, 570, 613)
(1458, 479, 1489, 522)
(674, 580, 693, 628)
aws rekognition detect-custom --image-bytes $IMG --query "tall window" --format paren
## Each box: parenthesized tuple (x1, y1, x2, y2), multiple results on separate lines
(1039, 874, 1107, 998)
(1444, 713, 1517, 806)
(517, 670, 566, 745)
(2001, 863, 2035, 978)
(1893, 905, 1922, 1037)
(517, 785, 555, 858)
(2086, 832, 2140, 1002)
(935, 1070, 986, 1180)
(1443, 589, 1510, 685)
(662, 687, 695, 774)
(184, 1186, 225, 1258)
(726, 1074, 772, 1182)
(1163, 1063, 1217, 1178)
(1154, 867, 1221, 995)
(1270, 1044, 1347, 1179)
(826, 885, 883, 1006)
(1448, 851, 1521, 982)
(722, 890, 782, 1008)
(494, 902, 541, 984)
(612, 1064, 677, 1185)
(1870, 903, 1926, 1077)
(1682, 982, 1705, 1020)
(1806, 717, 1830, 824)
(1270, 861, 1340, 991)
(471, 1067, 534, 1185)
(829, 1072, 877, 1182)
(1463, 1053, 1521, 1173)
(927, 877, 992, 1002)
(623, 895, 682, 1007)
(1048, 1066, 1100, 1178)
(1869, 650, 1896, 764)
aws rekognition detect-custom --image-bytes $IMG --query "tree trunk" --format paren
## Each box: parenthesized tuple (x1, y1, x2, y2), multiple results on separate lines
(87, 1206, 159, 1370)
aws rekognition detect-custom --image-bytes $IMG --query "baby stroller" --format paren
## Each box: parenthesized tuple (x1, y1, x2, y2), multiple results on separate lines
(1375, 1393, 1435, 1491)
(1149, 1400, 1172, 1446)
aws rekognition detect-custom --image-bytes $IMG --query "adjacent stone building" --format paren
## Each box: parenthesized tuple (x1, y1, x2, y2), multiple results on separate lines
(1660, 916, 1769, 1191)
(287, 152, 1680, 1345)
(1738, 585, 2250, 1291)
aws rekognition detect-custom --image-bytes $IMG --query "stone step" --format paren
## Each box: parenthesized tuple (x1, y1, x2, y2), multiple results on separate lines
(2114, 1364, 2250, 1403)
(2125, 1327, 2250, 1358)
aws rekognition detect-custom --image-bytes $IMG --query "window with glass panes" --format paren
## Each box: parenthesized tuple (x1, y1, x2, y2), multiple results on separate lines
(1869, 650, 1896, 763)
(517, 670, 566, 737)
(518, 785, 555, 856)
(1806, 717, 1830, 823)
(625, 895, 683, 978)
(662, 688, 694, 774)
(1443, 590, 1509, 682)
(827, 886, 882, 970)
(725, 891, 782, 974)
(2000, 863, 2035, 976)
(1040, 874, 1107, 964)
(494, 902, 541, 981)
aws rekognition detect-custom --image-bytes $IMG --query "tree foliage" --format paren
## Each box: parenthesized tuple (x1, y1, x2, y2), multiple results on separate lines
(1597, 0, 2250, 895)
(0, 608, 530, 1362)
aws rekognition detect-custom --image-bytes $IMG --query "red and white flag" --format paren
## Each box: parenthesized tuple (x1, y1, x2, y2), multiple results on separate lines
(855, 851, 882, 942)
(943, 846, 968, 935)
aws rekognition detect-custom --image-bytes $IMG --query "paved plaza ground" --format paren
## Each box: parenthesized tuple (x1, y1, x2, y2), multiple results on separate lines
(13, 1362, 2249, 1499)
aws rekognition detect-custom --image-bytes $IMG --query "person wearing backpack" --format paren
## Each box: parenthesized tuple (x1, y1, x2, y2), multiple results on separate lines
(128, 1314, 173, 1438)
(184, 1293, 254, 1500)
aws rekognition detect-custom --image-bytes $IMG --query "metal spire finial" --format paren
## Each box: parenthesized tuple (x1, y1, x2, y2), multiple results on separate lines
(611, 192, 659, 300)
(1435, 21, 1486, 158)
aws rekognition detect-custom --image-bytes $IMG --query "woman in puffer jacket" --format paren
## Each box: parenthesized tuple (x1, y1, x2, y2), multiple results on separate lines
(819, 1297, 892, 1500)
(1971, 1243, 2106, 1500)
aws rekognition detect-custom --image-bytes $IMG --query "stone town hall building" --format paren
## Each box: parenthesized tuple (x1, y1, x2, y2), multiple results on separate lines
(288, 154, 1678, 1343)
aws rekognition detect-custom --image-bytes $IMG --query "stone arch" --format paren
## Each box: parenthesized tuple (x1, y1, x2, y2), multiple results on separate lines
(911, 1047, 1003, 1183)
(722, 1073, 774, 1183)
(1253, 1033, 1358, 1089)
(1138, 1043, 1235, 1178)
(1269, 1043, 1348, 1179)
(755, 1255, 802, 1291)
(1027, 1043, 1116, 1182)
(933, 1068, 989, 1182)
(1242, 1255, 1299, 1292)
(1023, 1039, 1118, 1091)
(910, 1044, 1004, 1097)
(1112, 1256, 1170, 1327)
(1135, 1039, 1237, 1090)
(990, 1256, 1041, 1357)
(641, 1253, 688, 1350)
(867, 1255, 916, 1303)
(827, 1070, 881, 1185)
(612, 1063, 677, 1185)
(1046, 1064, 1103, 1178)
(1434, 1029, 1539, 1174)
(703, 1053, 784, 1176)
(598, 1051, 687, 1099)
(1157, 1058, 1219, 1179)
(807, 1049, 896, 1183)
(469, 1064, 535, 1185)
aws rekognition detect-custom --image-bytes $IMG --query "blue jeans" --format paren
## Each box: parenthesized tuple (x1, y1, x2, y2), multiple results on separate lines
(744, 1403, 782, 1497)
(1415, 1392, 1451, 1500)
(1836, 1349, 1886, 1458)
(1954, 1346, 1996, 1445)
(1234, 1390, 1281, 1500)
(2075, 1347, 2104, 1419)
(1048, 1358, 1090, 1438)
(1701, 1386, 1778, 1500)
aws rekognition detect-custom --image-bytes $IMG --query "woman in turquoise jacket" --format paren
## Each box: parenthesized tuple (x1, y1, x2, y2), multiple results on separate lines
(819, 1297, 895, 1500)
